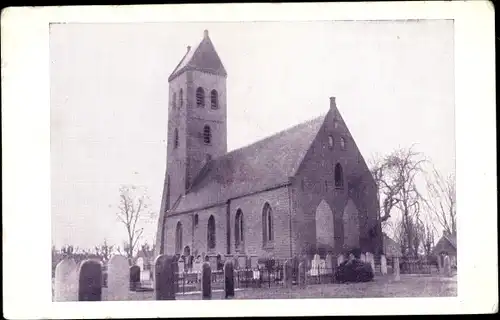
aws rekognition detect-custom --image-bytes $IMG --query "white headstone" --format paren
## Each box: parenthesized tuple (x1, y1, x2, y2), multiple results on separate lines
(394, 256, 401, 281)
(366, 252, 375, 272)
(136, 257, 144, 271)
(140, 269, 151, 282)
(178, 258, 185, 273)
(311, 254, 321, 276)
(107, 255, 129, 301)
(360, 253, 366, 262)
(337, 254, 345, 266)
(54, 258, 78, 301)
(380, 255, 388, 275)
(443, 255, 452, 277)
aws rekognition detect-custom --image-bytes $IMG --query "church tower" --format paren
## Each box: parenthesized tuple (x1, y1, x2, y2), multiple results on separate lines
(163, 30, 228, 211)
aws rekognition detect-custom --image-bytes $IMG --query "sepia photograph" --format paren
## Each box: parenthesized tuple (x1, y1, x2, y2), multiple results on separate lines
(2, 2, 497, 318)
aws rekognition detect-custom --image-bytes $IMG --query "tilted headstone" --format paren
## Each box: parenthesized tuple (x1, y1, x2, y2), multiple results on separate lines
(298, 261, 306, 288)
(224, 260, 235, 299)
(78, 259, 102, 301)
(129, 265, 140, 290)
(54, 258, 78, 301)
(284, 260, 293, 288)
(337, 254, 345, 266)
(201, 262, 212, 300)
(107, 255, 129, 301)
(136, 257, 144, 271)
(393, 256, 401, 281)
(380, 255, 388, 275)
(443, 255, 452, 277)
(154, 254, 176, 300)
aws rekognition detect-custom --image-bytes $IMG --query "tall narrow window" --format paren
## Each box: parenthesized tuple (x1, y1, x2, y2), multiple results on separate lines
(172, 92, 177, 109)
(174, 128, 179, 149)
(210, 89, 219, 109)
(235, 209, 244, 249)
(262, 203, 273, 245)
(340, 137, 347, 150)
(196, 87, 205, 107)
(207, 215, 216, 251)
(193, 214, 199, 228)
(335, 163, 344, 188)
(203, 125, 211, 144)
(328, 135, 334, 149)
(179, 88, 183, 108)
(175, 221, 183, 254)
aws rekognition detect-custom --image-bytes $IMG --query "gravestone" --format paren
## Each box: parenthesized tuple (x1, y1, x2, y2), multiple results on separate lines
(298, 261, 306, 288)
(366, 252, 375, 273)
(237, 256, 247, 270)
(393, 256, 401, 281)
(319, 259, 327, 275)
(78, 259, 102, 301)
(193, 256, 203, 274)
(437, 254, 443, 274)
(311, 254, 320, 276)
(360, 253, 366, 262)
(224, 260, 235, 299)
(380, 255, 388, 275)
(284, 260, 293, 288)
(337, 254, 345, 266)
(129, 265, 140, 291)
(54, 258, 78, 301)
(154, 255, 176, 300)
(443, 255, 452, 277)
(178, 257, 185, 274)
(201, 262, 212, 300)
(325, 254, 333, 273)
(137, 257, 144, 271)
(107, 255, 129, 301)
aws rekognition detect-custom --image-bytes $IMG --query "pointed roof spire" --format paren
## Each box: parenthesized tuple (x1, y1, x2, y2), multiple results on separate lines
(168, 30, 227, 82)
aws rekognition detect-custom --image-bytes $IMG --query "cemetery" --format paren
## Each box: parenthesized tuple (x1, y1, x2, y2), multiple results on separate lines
(53, 249, 457, 301)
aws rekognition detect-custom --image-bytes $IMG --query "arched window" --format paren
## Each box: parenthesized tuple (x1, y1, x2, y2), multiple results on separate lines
(193, 214, 199, 228)
(328, 135, 334, 149)
(179, 88, 183, 108)
(262, 203, 273, 245)
(174, 128, 179, 149)
(175, 221, 183, 254)
(203, 125, 211, 144)
(210, 89, 219, 109)
(172, 92, 177, 109)
(335, 163, 344, 188)
(340, 137, 347, 150)
(207, 215, 216, 251)
(235, 209, 244, 248)
(196, 87, 205, 107)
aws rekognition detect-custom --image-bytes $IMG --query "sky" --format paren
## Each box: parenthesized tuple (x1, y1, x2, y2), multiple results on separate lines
(50, 20, 455, 250)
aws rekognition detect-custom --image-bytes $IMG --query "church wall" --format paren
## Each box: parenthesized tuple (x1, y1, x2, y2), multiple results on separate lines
(228, 186, 291, 259)
(292, 104, 382, 257)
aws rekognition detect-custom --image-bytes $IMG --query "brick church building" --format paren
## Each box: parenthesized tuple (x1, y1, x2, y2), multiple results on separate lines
(155, 30, 382, 260)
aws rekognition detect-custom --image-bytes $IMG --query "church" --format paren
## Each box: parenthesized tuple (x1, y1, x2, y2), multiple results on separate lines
(155, 30, 382, 261)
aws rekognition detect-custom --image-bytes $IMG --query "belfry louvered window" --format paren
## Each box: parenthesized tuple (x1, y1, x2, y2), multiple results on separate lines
(196, 87, 205, 107)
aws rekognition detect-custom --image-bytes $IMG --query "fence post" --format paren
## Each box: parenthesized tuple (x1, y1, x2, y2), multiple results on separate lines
(224, 260, 235, 299)
(298, 261, 306, 288)
(78, 260, 102, 301)
(154, 255, 176, 300)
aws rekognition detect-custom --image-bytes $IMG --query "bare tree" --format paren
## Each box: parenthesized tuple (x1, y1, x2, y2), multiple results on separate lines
(424, 167, 456, 236)
(94, 239, 114, 263)
(116, 185, 153, 265)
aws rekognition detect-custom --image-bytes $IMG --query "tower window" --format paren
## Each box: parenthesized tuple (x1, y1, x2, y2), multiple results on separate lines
(340, 137, 347, 150)
(175, 221, 183, 254)
(203, 125, 211, 144)
(196, 87, 205, 107)
(179, 88, 183, 108)
(193, 214, 199, 228)
(174, 128, 179, 149)
(335, 163, 344, 188)
(210, 89, 219, 109)
(207, 215, 216, 251)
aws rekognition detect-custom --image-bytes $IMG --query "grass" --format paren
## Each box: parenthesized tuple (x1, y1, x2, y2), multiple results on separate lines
(102, 274, 457, 301)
